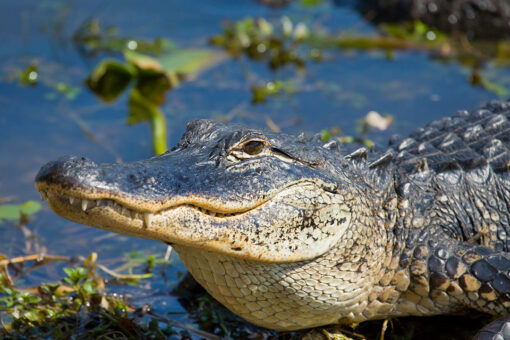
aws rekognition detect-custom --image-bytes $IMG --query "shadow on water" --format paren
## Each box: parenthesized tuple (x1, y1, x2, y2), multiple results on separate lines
(1, 0, 510, 338)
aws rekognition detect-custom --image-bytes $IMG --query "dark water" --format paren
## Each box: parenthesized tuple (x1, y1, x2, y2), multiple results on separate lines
(0, 0, 507, 335)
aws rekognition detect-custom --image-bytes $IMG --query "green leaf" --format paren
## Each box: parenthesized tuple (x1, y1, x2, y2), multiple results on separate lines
(301, 0, 323, 6)
(125, 49, 224, 78)
(85, 60, 135, 102)
(319, 129, 332, 142)
(23, 309, 40, 322)
(136, 74, 171, 106)
(53, 82, 81, 100)
(81, 281, 96, 295)
(0, 201, 41, 223)
(63, 267, 88, 284)
(158, 49, 224, 75)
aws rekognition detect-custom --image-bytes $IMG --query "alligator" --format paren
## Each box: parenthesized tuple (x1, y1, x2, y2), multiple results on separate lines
(35, 101, 510, 337)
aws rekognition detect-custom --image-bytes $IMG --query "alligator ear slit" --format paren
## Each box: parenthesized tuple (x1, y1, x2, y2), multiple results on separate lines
(369, 152, 393, 169)
(345, 147, 368, 161)
(439, 160, 461, 171)
(271, 147, 293, 159)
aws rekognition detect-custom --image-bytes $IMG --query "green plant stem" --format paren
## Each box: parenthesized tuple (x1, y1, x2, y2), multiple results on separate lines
(150, 107, 167, 155)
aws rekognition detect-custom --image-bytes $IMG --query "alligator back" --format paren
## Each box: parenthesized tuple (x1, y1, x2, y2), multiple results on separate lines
(388, 101, 510, 250)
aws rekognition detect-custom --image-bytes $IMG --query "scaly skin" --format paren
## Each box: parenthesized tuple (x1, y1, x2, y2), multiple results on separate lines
(35, 101, 510, 334)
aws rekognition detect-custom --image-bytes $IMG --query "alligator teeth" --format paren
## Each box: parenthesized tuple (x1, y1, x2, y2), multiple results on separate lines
(143, 213, 153, 228)
(55, 193, 237, 220)
(81, 199, 89, 211)
(40, 192, 48, 201)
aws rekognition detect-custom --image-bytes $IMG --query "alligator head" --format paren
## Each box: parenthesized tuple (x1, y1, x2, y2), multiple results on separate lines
(35, 119, 393, 330)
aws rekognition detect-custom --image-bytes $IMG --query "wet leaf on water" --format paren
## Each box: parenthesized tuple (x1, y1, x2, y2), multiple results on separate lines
(159, 49, 224, 76)
(0, 201, 41, 224)
(45, 82, 81, 101)
(319, 126, 341, 142)
(86, 48, 223, 155)
(251, 80, 297, 103)
(301, 0, 323, 6)
(211, 17, 306, 69)
(319, 129, 332, 143)
(18, 63, 39, 86)
(124, 50, 182, 92)
(124, 49, 225, 105)
(85, 60, 135, 102)
(380, 21, 446, 44)
(470, 71, 510, 98)
(136, 74, 172, 106)
(126, 49, 225, 80)
(125, 51, 164, 73)
(496, 42, 510, 63)
(73, 18, 175, 56)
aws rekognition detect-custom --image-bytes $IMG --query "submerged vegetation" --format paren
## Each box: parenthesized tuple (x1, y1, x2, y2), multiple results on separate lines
(85, 49, 222, 154)
(0, 201, 41, 224)
(78, 20, 223, 155)
(211, 16, 510, 101)
(0, 253, 224, 339)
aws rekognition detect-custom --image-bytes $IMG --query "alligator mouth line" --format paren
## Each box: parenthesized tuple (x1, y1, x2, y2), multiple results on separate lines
(39, 189, 248, 229)
(37, 178, 319, 233)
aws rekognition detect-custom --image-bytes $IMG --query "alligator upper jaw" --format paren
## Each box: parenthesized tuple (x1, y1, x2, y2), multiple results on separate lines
(33, 153, 271, 215)
(37, 186, 264, 250)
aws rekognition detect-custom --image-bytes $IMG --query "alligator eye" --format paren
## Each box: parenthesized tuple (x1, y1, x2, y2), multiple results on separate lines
(243, 140, 264, 155)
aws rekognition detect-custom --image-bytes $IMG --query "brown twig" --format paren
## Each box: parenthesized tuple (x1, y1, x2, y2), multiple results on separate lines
(0, 254, 71, 267)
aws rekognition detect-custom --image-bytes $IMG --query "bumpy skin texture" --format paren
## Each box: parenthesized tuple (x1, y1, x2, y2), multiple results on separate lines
(35, 101, 510, 334)
(475, 317, 510, 340)
(353, 0, 510, 39)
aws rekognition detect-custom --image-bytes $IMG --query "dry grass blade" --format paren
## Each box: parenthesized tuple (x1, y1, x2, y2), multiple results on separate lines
(0, 254, 71, 267)
(265, 116, 281, 132)
(77, 255, 152, 280)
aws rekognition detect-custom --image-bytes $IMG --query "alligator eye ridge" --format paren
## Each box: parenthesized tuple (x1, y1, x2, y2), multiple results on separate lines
(243, 140, 264, 155)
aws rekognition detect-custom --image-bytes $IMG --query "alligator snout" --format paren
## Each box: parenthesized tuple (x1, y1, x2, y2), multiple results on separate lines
(34, 150, 209, 210)
(35, 156, 101, 191)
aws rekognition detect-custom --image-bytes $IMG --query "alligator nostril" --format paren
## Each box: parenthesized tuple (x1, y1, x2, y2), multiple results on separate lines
(35, 155, 100, 187)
